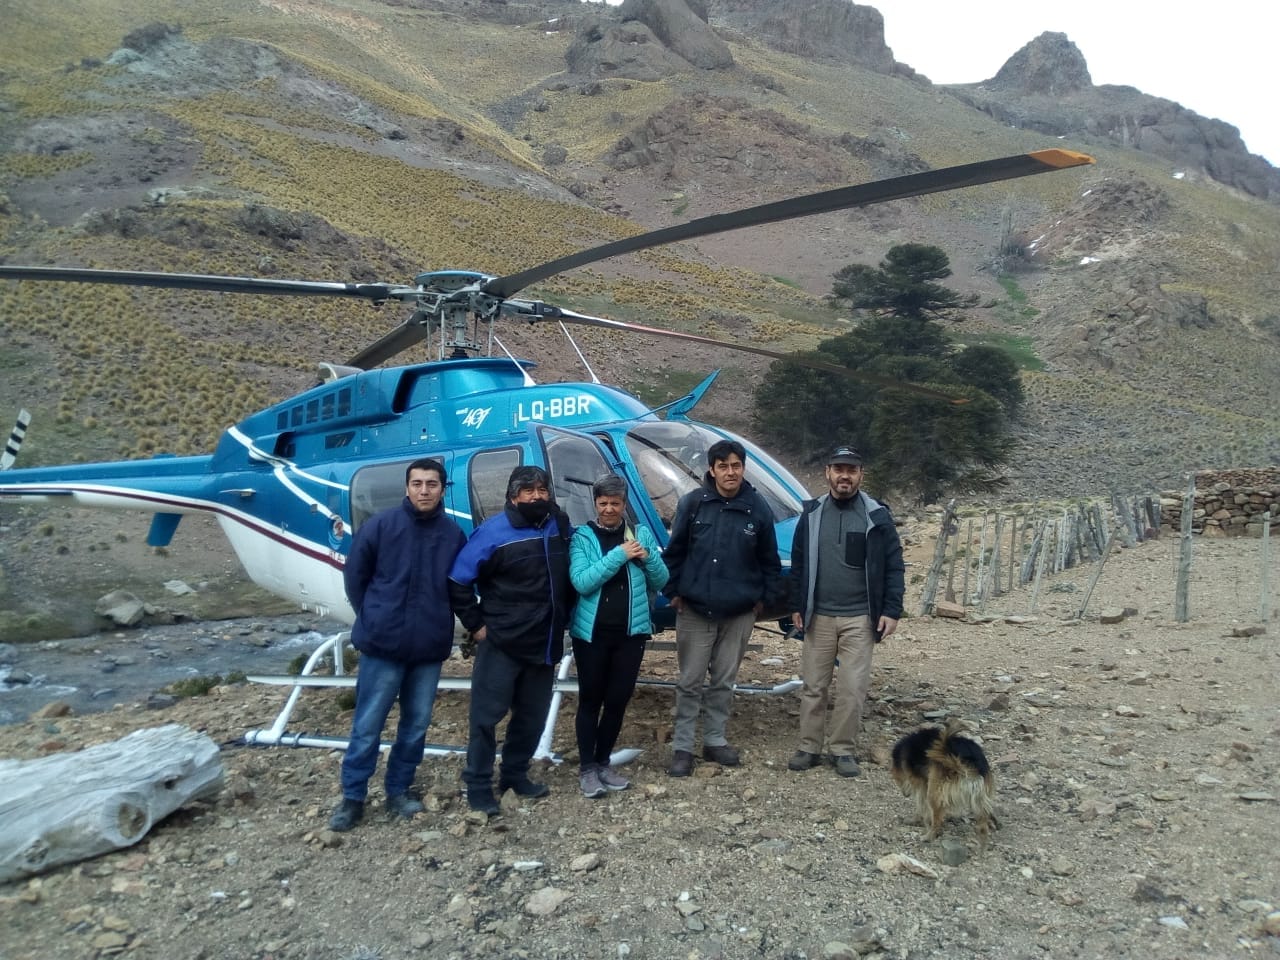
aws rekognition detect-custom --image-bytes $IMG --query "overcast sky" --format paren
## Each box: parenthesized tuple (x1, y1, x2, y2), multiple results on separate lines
(870, 0, 1278, 165)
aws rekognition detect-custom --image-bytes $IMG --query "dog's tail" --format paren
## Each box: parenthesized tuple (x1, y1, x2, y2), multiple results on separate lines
(929, 719, 999, 848)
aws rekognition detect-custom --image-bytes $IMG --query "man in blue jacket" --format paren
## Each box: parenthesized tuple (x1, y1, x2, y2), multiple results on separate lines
(330, 457, 466, 832)
(662, 439, 781, 777)
(449, 465, 574, 815)
(788, 446, 904, 778)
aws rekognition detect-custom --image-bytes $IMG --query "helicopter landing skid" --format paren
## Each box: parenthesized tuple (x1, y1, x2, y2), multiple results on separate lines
(243, 632, 801, 765)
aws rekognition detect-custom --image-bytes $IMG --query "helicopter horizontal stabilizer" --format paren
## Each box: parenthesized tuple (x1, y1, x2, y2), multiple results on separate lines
(1, 409, 31, 471)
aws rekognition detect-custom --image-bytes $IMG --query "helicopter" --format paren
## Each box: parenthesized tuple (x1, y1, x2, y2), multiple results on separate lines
(0, 149, 1093, 632)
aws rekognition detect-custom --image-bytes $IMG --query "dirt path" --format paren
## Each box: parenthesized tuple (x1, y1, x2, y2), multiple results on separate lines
(1, 534, 1277, 960)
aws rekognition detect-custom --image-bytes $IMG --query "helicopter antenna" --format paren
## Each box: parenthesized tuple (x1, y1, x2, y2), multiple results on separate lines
(558, 320, 601, 385)
(491, 335, 538, 387)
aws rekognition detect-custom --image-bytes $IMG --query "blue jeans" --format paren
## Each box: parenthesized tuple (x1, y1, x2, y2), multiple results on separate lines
(340, 652, 443, 802)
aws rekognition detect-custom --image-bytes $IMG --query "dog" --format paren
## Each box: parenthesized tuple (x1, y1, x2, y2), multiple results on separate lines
(890, 719, 999, 850)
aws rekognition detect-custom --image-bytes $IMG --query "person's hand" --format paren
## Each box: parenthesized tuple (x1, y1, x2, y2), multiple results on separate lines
(622, 540, 647, 561)
(878, 616, 898, 640)
(671, 596, 686, 613)
(473, 625, 488, 643)
(790, 612, 803, 634)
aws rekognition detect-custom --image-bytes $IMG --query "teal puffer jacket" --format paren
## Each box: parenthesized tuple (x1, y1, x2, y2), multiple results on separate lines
(569, 522, 669, 640)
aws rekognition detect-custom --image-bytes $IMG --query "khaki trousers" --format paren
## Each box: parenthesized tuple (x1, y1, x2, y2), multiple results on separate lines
(672, 608, 755, 752)
(797, 614, 875, 757)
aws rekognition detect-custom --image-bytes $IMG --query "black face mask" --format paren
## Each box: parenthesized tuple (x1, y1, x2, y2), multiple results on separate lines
(516, 499, 552, 525)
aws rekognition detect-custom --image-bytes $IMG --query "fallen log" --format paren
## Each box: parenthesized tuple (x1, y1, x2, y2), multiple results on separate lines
(0, 724, 223, 882)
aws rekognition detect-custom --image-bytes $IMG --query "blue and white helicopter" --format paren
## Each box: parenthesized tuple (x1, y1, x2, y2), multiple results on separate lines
(0, 149, 1091, 751)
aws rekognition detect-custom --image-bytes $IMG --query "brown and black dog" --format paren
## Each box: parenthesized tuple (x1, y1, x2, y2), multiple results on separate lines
(890, 719, 999, 850)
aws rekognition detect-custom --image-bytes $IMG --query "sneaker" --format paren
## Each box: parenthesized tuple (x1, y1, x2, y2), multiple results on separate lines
(597, 766, 630, 791)
(668, 749, 694, 777)
(466, 788, 500, 816)
(328, 798, 364, 832)
(788, 750, 822, 771)
(385, 792, 424, 819)
(499, 778, 551, 799)
(702, 743, 741, 767)
(579, 766, 606, 799)
(834, 755, 862, 778)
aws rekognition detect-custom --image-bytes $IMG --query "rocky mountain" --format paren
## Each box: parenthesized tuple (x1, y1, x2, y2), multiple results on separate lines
(706, 2, 1276, 200)
(1, 0, 1278, 638)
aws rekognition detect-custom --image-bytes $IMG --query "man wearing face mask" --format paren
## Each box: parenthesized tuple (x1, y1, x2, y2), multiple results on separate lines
(449, 465, 575, 814)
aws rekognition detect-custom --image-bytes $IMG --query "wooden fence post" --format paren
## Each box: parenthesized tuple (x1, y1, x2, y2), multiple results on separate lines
(919, 499, 957, 616)
(1260, 507, 1273, 623)
(1175, 475, 1195, 622)
(1028, 518, 1053, 615)
(1075, 523, 1119, 620)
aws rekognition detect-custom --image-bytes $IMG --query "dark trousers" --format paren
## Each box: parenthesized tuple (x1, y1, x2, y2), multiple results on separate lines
(572, 630, 646, 768)
(462, 641, 554, 789)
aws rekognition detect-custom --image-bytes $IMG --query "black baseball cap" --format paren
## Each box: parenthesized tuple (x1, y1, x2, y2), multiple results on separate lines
(827, 445, 863, 466)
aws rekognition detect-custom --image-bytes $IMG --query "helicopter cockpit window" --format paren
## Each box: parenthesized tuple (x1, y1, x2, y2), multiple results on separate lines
(468, 447, 522, 524)
(623, 421, 803, 528)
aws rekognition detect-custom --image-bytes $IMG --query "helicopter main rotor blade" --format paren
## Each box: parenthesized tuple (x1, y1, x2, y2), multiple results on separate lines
(346, 321, 432, 370)
(506, 301, 967, 404)
(481, 148, 1094, 300)
(0, 265, 410, 301)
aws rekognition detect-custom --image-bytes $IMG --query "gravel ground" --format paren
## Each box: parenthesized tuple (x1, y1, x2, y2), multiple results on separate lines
(1, 534, 1278, 960)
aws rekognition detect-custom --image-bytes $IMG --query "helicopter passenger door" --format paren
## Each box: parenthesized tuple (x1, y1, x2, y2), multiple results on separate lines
(528, 425, 625, 529)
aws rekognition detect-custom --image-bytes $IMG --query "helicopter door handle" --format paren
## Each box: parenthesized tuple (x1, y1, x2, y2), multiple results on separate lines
(220, 488, 256, 499)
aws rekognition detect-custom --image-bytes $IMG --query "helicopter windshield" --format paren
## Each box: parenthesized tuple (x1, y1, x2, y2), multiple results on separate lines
(623, 421, 804, 530)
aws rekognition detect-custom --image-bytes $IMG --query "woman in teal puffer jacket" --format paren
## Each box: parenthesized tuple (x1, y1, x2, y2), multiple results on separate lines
(569, 475, 669, 798)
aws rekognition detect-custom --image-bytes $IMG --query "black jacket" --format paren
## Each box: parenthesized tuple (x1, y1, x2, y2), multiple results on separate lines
(448, 501, 575, 665)
(790, 491, 905, 641)
(662, 476, 782, 619)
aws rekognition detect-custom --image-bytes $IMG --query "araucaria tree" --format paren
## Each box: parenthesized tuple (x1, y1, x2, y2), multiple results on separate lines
(754, 244, 1022, 503)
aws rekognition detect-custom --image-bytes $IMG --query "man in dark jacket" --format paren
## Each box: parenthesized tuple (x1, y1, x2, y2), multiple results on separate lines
(449, 465, 574, 814)
(662, 439, 781, 777)
(788, 445, 904, 778)
(330, 457, 466, 832)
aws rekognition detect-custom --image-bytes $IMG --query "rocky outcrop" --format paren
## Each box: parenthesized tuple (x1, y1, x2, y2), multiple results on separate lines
(619, 0, 733, 70)
(566, 0, 732, 80)
(987, 31, 1091, 96)
(706, 0, 901, 74)
(948, 32, 1280, 201)
(1160, 468, 1280, 537)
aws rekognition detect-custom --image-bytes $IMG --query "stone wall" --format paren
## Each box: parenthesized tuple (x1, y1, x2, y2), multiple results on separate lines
(1159, 468, 1280, 537)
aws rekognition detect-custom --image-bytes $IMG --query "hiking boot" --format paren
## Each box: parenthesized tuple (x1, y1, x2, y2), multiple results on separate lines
(788, 750, 822, 771)
(385, 792, 424, 819)
(328, 798, 364, 832)
(834, 755, 862, 778)
(579, 766, 606, 799)
(668, 749, 694, 777)
(597, 766, 630, 791)
(702, 743, 741, 767)
(466, 788, 501, 816)
(499, 777, 551, 799)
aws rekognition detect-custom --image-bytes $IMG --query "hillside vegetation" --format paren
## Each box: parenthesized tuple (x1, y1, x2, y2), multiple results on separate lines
(1, 0, 1278, 497)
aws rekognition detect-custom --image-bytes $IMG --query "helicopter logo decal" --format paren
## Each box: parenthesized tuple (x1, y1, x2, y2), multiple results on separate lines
(458, 406, 492, 429)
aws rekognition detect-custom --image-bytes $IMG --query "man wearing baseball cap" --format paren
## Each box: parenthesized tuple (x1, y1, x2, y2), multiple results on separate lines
(787, 445, 904, 778)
